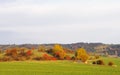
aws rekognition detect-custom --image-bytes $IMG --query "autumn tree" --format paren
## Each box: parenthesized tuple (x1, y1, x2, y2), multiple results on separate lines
(53, 44, 66, 59)
(75, 48, 89, 62)
(5, 48, 17, 58)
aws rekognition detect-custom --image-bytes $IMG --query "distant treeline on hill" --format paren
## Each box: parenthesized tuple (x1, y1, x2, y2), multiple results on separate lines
(0, 42, 120, 56)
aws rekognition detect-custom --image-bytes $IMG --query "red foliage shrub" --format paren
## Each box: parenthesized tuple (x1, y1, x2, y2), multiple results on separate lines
(65, 55, 71, 60)
(42, 53, 57, 60)
(51, 57, 57, 61)
(26, 50, 32, 56)
(42, 54, 51, 60)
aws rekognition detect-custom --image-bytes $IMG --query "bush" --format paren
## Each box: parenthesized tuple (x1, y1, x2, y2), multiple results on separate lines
(50, 57, 57, 61)
(13, 57, 20, 61)
(26, 50, 32, 56)
(65, 55, 71, 60)
(108, 61, 114, 66)
(71, 56, 75, 60)
(96, 60, 105, 65)
(26, 56, 31, 60)
(2, 56, 11, 61)
(5, 49, 17, 57)
(42, 54, 52, 60)
(19, 57, 26, 61)
(92, 61, 96, 64)
(33, 57, 42, 60)
(0, 58, 1, 61)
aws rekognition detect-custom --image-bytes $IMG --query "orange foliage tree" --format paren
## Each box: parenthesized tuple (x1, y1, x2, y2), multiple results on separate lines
(5, 48, 17, 57)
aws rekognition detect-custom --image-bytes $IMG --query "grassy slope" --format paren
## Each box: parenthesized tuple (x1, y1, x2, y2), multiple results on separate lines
(0, 58, 120, 75)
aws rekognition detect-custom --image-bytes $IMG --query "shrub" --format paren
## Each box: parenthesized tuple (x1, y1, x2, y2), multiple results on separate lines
(51, 57, 57, 61)
(5, 49, 17, 57)
(0, 58, 1, 61)
(65, 55, 71, 60)
(96, 60, 105, 65)
(46, 49, 53, 54)
(54, 52, 60, 58)
(13, 57, 20, 61)
(42, 54, 51, 60)
(18, 49, 26, 56)
(71, 56, 75, 60)
(92, 61, 96, 64)
(26, 56, 31, 60)
(42, 53, 57, 60)
(33, 57, 42, 60)
(108, 61, 114, 66)
(0, 49, 2, 54)
(2, 56, 11, 61)
(18, 52, 26, 56)
(26, 50, 32, 56)
(19, 57, 26, 61)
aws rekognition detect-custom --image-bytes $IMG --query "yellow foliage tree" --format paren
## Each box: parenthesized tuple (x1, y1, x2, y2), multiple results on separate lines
(53, 44, 63, 52)
(75, 48, 89, 62)
(53, 44, 66, 59)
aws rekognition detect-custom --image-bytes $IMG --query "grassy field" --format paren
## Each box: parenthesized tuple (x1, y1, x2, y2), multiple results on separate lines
(0, 57, 120, 75)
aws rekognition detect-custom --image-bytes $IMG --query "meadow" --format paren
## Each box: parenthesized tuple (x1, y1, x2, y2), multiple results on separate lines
(0, 57, 120, 75)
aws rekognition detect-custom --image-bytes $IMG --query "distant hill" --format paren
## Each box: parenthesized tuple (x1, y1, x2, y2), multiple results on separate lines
(0, 42, 120, 56)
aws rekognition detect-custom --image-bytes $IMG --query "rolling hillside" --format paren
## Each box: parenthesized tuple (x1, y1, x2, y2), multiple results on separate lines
(0, 42, 120, 56)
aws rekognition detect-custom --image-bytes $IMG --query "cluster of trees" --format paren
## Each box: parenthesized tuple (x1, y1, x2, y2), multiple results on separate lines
(1, 43, 120, 56)
(0, 44, 116, 67)
(0, 44, 89, 63)
(0, 48, 33, 61)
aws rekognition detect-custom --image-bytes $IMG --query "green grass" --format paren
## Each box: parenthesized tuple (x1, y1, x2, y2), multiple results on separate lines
(0, 57, 120, 75)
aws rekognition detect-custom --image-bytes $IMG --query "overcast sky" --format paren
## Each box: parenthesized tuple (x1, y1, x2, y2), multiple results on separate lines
(0, 0, 120, 44)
